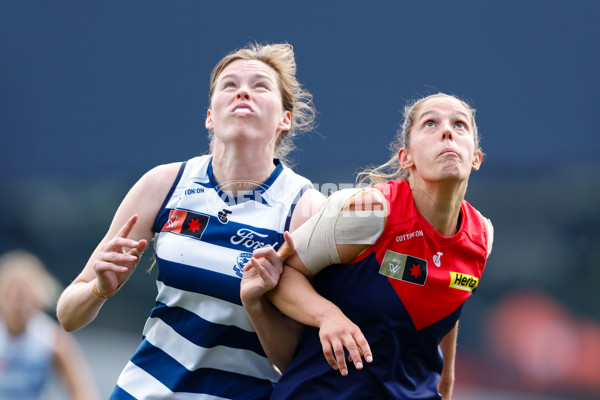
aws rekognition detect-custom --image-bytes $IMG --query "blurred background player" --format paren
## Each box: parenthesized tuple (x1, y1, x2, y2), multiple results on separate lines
(0, 250, 100, 400)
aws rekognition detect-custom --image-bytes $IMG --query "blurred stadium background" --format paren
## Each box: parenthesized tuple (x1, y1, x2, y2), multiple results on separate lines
(1, 1, 599, 398)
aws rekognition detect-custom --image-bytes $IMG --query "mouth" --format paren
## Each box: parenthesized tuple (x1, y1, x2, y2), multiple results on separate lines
(439, 148, 460, 158)
(232, 104, 253, 114)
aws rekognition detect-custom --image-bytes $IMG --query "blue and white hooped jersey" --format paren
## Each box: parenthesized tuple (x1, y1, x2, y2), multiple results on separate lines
(0, 312, 56, 400)
(109, 155, 313, 400)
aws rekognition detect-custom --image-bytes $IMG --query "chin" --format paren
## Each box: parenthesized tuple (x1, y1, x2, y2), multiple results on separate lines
(439, 163, 472, 179)
(436, 170, 471, 184)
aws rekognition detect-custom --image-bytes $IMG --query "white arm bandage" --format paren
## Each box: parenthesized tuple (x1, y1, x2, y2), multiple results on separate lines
(290, 188, 386, 275)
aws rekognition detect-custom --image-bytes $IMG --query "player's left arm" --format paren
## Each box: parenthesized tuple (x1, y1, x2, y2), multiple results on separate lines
(241, 188, 325, 372)
(438, 321, 458, 399)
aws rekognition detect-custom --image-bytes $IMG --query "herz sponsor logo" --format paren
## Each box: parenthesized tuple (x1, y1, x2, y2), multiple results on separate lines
(448, 272, 479, 292)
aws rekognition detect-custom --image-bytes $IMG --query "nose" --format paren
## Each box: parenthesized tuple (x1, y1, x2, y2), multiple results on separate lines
(236, 86, 250, 100)
(441, 123, 453, 141)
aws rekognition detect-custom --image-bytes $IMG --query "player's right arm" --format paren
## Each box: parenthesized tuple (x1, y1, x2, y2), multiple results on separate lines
(56, 163, 180, 332)
(267, 248, 371, 376)
(241, 188, 325, 372)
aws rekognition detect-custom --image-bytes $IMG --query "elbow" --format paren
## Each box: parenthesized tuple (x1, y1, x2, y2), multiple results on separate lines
(56, 311, 77, 332)
(59, 320, 79, 333)
(272, 355, 293, 375)
(56, 303, 82, 333)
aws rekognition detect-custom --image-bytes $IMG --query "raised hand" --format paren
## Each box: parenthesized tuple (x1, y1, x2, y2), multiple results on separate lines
(93, 214, 148, 297)
(240, 232, 294, 303)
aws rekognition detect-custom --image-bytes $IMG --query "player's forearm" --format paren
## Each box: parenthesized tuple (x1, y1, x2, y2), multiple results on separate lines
(243, 295, 303, 372)
(56, 280, 105, 332)
(438, 322, 458, 399)
(267, 266, 342, 330)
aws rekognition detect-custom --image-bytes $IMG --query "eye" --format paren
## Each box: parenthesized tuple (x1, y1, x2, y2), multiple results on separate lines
(454, 121, 468, 130)
(255, 81, 270, 90)
(221, 81, 236, 89)
(424, 120, 436, 128)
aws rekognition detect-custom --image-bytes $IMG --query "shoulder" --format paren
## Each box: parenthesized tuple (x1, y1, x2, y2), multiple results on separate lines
(368, 180, 412, 216)
(143, 162, 182, 181)
(343, 187, 388, 213)
(135, 162, 183, 194)
(299, 187, 326, 205)
(277, 164, 314, 192)
(113, 162, 184, 238)
(142, 155, 210, 184)
(288, 188, 326, 232)
(464, 203, 494, 257)
(481, 214, 494, 256)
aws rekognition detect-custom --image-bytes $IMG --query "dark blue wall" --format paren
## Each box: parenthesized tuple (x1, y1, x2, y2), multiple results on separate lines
(1, 1, 599, 396)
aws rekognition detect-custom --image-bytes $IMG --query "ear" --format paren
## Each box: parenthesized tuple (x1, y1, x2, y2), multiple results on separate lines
(398, 148, 413, 169)
(471, 149, 482, 171)
(205, 109, 214, 131)
(277, 110, 292, 133)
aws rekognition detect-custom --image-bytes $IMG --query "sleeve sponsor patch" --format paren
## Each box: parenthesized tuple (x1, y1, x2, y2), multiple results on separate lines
(379, 250, 427, 286)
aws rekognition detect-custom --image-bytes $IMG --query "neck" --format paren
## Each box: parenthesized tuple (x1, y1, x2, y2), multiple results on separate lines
(408, 177, 468, 237)
(211, 141, 276, 196)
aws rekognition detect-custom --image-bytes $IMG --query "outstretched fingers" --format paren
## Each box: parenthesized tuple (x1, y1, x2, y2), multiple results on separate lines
(114, 215, 147, 260)
(99, 238, 141, 272)
(96, 215, 147, 274)
(116, 214, 139, 240)
(349, 332, 373, 370)
(322, 335, 354, 376)
(320, 319, 372, 376)
(129, 238, 148, 262)
(91, 214, 149, 298)
(321, 339, 342, 374)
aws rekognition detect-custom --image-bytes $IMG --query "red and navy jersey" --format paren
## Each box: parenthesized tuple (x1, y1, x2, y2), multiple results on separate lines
(271, 179, 491, 400)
